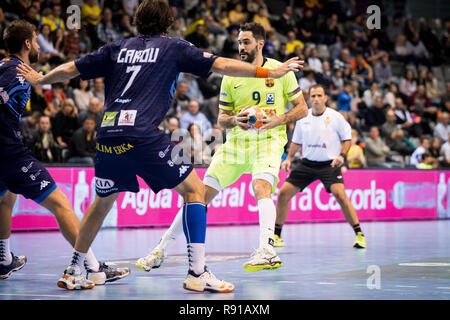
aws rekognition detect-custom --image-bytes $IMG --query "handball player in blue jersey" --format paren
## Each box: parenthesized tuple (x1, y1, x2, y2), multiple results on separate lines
(0, 20, 129, 284)
(18, 0, 301, 292)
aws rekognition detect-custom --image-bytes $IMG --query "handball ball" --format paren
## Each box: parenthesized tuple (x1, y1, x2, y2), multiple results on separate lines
(246, 106, 266, 131)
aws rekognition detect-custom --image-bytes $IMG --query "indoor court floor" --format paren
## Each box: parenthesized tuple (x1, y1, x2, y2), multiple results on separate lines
(1, 220, 449, 300)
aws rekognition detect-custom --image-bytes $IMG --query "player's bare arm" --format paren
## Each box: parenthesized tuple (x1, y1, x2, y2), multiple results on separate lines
(17, 61, 79, 85)
(259, 93, 308, 132)
(218, 108, 251, 131)
(281, 142, 302, 172)
(211, 56, 303, 79)
(331, 140, 351, 167)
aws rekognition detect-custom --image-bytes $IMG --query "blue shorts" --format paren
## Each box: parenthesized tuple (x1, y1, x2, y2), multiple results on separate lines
(0, 146, 56, 203)
(94, 135, 193, 197)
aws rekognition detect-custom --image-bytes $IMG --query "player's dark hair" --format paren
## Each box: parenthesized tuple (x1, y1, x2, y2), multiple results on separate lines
(134, 0, 175, 36)
(239, 22, 266, 41)
(308, 84, 327, 94)
(3, 20, 35, 54)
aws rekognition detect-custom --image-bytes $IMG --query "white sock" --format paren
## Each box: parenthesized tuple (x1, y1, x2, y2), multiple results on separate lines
(257, 198, 276, 249)
(0, 238, 12, 265)
(70, 250, 87, 268)
(158, 207, 184, 250)
(188, 243, 205, 276)
(84, 248, 100, 271)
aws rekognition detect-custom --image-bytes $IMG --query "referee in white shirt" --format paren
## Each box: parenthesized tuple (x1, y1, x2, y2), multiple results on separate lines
(274, 84, 366, 249)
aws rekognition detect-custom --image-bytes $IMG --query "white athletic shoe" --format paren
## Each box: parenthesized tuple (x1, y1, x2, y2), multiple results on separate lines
(57, 265, 95, 290)
(136, 247, 166, 272)
(243, 246, 283, 272)
(183, 267, 235, 293)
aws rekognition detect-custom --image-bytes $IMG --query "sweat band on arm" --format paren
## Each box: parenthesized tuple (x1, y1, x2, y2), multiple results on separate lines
(256, 66, 269, 78)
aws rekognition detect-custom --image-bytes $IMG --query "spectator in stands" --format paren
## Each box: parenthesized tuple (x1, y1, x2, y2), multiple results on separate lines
(419, 20, 442, 65)
(347, 129, 366, 169)
(188, 123, 209, 165)
(399, 69, 417, 99)
(168, 18, 185, 38)
(44, 82, 66, 117)
(228, 3, 247, 28)
(180, 100, 212, 138)
(351, 52, 373, 86)
(333, 48, 351, 71)
(434, 112, 450, 142)
(185, 23, 209, 50)
(123, 0, 139, 18)
(253, 7, 273, 32)
(165, 116, 180, 140)
(350, 15, 369, 45)
(409, 84, 438, 133)
(430, 136, 444, 163)
(394, 34, 412, 64)
(319, 13, 340, 45)
(337, 82, 352, 112)
(365, 126, 395, 168)
(53, 99, 80, 149)
(387, 14, 403, 45)
(63, 23, 81, 56)
(365, 37, 386, 66)
(418, 152, 436, 169)
(275, 5, 295, 36)
(78, 97, 102, 126)
(37, 24, 62, 58)
(30, 115, 60, 163)
(222, 27, 239, 58)
(118, 13, 136, 38)
(441, 132, 450, 167)
(406, 32, 430, 67)
(81, 0, 102, 47)
(363, 81, 382, 108)
(384, 83, 399, 109)
(374, 53, 392, 87)
(410, 136, 431, 168)
(178, 73, 204, 103)
(73, 78, 93, 112)
(262, 31, 277, 58)
(277, 43, 289, 62)
(96, 7, 122, 44)
(20, 111, 41, 148)
(394, 97, 421, 138)
(48, 3, 65, 31)
(441, 82, 450, 112)
(24, 5, 39, 28)
(286, 30, 304, 54)
(307, 48, 323, 74)
(67, 116, 97, 165)
(365, 96, 386, 129)
(425, 70, 443, 105)
(91, 78, 105, 103)
(381, 109, 415, 156)
(168, 80, 191, 118)
(297, 8, 317, 43)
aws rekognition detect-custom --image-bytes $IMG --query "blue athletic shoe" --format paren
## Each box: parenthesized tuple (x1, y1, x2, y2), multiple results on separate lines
(0, 252, 27, 279)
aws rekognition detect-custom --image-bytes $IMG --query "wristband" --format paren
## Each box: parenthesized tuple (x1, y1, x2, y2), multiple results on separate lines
(256, 66, 269, 78)
(340, 153, 347, 161)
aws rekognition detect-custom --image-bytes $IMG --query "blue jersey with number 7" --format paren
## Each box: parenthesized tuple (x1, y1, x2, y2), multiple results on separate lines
(74, 35, 217, 140)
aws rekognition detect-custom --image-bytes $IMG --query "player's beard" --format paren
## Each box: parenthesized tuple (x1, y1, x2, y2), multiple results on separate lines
(29, 46, 39, 64)
(240, 47, 257, 63)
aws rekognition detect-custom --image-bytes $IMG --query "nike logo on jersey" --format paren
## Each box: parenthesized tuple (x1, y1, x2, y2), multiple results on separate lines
(234, 84, 243, 89)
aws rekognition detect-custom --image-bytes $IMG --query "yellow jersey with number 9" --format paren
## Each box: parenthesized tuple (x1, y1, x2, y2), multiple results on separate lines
(218, 57, 302, 142)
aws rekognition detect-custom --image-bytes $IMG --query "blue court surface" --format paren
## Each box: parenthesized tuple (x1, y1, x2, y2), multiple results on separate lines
(1, 220, 449, 300)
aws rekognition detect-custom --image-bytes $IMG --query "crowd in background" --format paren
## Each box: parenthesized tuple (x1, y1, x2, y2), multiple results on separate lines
(1, 0, 449, 169)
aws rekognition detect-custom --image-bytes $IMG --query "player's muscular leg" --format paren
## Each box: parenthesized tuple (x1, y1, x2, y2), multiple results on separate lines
(330, 183, 359, 226)
(252, 179, 272, 201)
(0, 192, 17, 239)
(40, 188, 81, 247)
(72, 193, 119, 253)
(276, 182, 299, 226)
(174, 170, 205, 203)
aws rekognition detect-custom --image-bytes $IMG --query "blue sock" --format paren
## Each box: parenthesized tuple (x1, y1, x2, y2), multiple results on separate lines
(182, 202, 206, 275)
(182, 202, 206, 244)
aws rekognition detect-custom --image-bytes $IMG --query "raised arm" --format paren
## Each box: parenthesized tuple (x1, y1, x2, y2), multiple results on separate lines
(211, 56, 303, 79)
(17, 61, 80, 86)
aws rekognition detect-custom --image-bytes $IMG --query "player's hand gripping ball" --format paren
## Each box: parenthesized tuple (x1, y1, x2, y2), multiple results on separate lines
(246, 106, 267, 131)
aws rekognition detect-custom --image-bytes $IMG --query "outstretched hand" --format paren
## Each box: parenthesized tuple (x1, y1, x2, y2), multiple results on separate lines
(270, 57, 304, 79)
(16, 63, 43, 86)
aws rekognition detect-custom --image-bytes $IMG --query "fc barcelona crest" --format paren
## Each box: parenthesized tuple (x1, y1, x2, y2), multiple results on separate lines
(265, 78, 274, 87)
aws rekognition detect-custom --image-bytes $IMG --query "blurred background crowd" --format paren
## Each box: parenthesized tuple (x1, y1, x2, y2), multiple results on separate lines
(1, 0, 449, 169)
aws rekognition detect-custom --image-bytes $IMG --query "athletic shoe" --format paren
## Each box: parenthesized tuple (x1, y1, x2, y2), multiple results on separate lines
(243, 246, 283, 272)
(57, 265, 95, 290)
(183, 267, 235, 293)
(353, 232, 366, 249)
(136, 247, 166, 272)
(86, 261, 130, 285)
(273, 234, 285, 247)
(0, 252, 27, 280)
